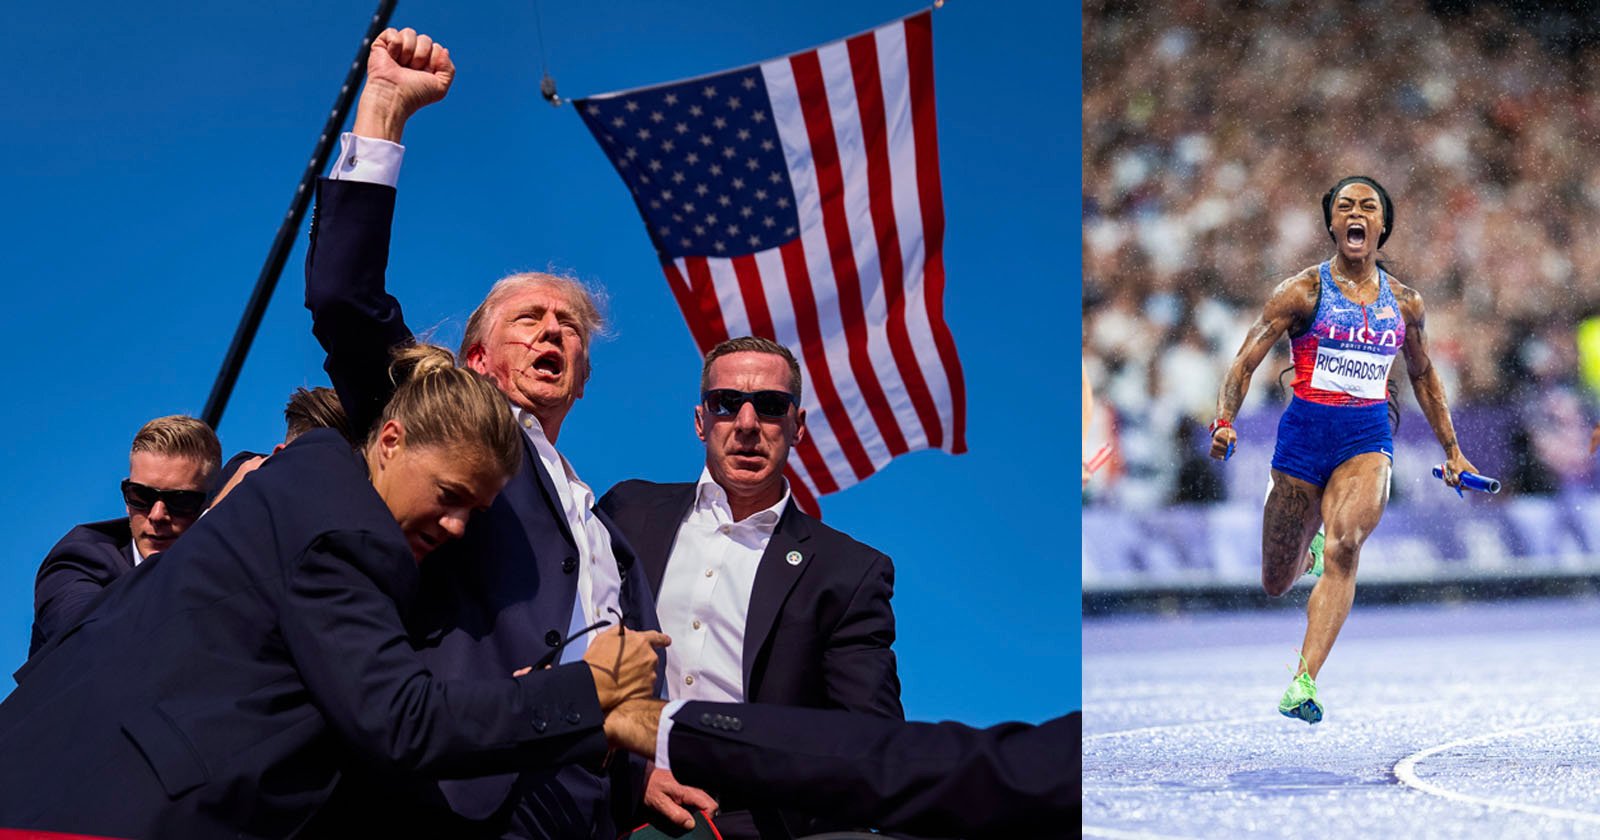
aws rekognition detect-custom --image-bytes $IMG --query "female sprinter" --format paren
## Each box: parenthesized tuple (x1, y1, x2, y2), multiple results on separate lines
(1208, 176, 1477, 724)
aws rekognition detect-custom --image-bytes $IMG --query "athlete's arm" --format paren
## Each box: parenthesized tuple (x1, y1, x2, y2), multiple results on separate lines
(1397, 284, 1477, 486)
(1210, 270, 1317, 460)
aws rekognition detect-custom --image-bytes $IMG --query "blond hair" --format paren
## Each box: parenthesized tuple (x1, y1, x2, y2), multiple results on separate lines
(376, 343, 523, 479)
(130, 416, 222, 478)
(700, 336, 803, 401)
(459, 272, 607, 382)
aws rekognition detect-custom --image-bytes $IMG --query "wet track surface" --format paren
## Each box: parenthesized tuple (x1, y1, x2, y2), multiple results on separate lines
(1083, 597, 1600, 838)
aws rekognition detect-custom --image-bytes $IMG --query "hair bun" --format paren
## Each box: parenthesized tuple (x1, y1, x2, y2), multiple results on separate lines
(389, 343, 458, 386)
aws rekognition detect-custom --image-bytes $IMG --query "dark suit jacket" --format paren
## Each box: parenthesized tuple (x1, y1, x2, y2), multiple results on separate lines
(29, 517, 135, 656)
(670, 703, 1082, 839)
(303, 177, 659, 840)
(0, 431, 608, 840)
(598, 480, 900, 837)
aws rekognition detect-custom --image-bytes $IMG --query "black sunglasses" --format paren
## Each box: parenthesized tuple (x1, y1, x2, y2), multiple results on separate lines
(120, 480, 207, 519)
(701, 388, 798, 419)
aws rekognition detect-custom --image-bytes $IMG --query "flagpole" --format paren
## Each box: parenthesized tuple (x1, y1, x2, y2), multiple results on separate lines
(201, 0, 398, 429)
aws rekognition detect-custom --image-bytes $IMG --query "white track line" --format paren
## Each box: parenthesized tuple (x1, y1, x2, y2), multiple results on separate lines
(1081, 825, 1199, 840)
(1393, 716, 1600, 824)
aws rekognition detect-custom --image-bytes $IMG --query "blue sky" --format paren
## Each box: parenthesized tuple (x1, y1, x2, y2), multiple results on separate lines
(2, 1, 1078, 724)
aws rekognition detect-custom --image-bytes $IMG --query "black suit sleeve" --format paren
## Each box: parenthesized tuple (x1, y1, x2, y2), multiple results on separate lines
(31, 542, 127, 656)
(822, 551, 903, 719)
(280, 530, 609, 777)
(304, 177, 415, 438)
(669, 702, 1081, 839)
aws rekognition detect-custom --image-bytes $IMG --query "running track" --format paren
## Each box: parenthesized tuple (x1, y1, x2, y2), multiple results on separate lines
(1083, 597, 1600, 838)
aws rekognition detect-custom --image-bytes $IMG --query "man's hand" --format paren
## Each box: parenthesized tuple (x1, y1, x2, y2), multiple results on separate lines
(583, 625, 669, 711)
(1589, 422, 1600, 456)
(1209, 425, 1236, 461)
(352, 27, 455, 142)
(211, 455, 267, 507)
(643, 764, 718, 831)
(603, 697, 665, 757)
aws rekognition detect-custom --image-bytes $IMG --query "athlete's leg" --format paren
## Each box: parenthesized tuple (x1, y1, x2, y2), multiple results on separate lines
(1262, 469, 1324, 597)
(1296, 451, 1391, 679)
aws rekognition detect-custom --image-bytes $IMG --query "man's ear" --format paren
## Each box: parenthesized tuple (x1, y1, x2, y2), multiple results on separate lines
(464, 344, 489, 376)
(792, 407, 807, 448)
(694, 405, 708, 443)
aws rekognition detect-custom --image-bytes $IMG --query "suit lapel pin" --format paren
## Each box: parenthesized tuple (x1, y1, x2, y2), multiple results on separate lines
(786, 550, 803, 566)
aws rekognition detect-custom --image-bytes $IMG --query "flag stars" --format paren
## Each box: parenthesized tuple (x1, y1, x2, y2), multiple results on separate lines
(731, 177, 745, 190)
(681, 237, 692, 247)
(650, 199, 662, 209)
(703, 85, 717, 98)
(650, 111, 665, 123)
(690, 105, 704, 117)
(700, 134, 714, 147)
(726, 224, 740, 236)
(672, 171, 686, 184)
(661, 189, 675, 201)
(704, 213, 718, 226)
(760, 139, 775, 152)
(662, 139, 676, 153)
(785, 226, 796, 236)
(657, 225, 671, 235)
(769, 172, 783, 184)
(649, 159, 663, 172)
(748, 234, 761, 247)
(683, 201, 697, 213)
(625, 147, 638, 159)
(776, 197, 791, 209)
(694, 224, 706, 235)
(713, 116, 728, 130)
(675, 122, 689, 135)
(737, 128, 751, 141)
(624, 100, 640, 112)
(585, 104, 601, 116)
(740, 206, 754, 218)
(665, 93, 679, 105)
(752, 110, 767, 123)
(718, 195, 732, 207)
(711, 164, 724, 177)
(686, 152, 700, 165)
(695, 183, 710, 197)
(755, 189, 769, 201)
(762, 215, 776, 228)
(639, 174, 651, 184)
(726, 96, 742, 110)
(746, 158, 760, 171)
(637, 128, 652, 141)
(714, 241, 727, 252)
(611, 116, 626, 128)
(723, 146, 737, 159)
(673, 213, 684, 222)
(742, 76, 757, 90)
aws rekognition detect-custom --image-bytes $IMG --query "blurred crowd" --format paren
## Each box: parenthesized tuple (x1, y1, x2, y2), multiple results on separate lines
(1083, 0, 1600, 508)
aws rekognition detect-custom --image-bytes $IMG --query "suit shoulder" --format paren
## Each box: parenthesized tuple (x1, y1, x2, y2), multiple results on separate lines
(48, 518, 131, 557)
(599, 479, 693, 508)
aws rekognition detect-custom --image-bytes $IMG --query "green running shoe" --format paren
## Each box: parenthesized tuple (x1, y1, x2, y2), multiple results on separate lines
(1306, 529, 1325, 578)
(1279, 672, 1323, 724)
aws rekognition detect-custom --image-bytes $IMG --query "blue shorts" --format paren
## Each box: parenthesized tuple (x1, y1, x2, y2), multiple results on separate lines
(1270, 396, 1393, 488)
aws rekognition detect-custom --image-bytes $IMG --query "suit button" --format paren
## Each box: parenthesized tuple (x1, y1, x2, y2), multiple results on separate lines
(545, 630, 562, 647)
(532, 717, 548, 733)
(730, 718, 742, 732)
(564, 710, 582, 724)
(700, 713, 714, 725)
(562, 557, 577, 574)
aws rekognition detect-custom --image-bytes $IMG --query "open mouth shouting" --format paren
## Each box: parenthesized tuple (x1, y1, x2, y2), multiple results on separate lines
(529, 349, 565, 381)
(1345, 221, 1367, 249)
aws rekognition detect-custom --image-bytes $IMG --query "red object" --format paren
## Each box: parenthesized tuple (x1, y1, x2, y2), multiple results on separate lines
(1208, 418, 1232, 436)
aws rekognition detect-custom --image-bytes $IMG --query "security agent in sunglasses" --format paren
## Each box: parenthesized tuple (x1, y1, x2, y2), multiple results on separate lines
(598, 337, 901, 840)
(28, 415, 220, 656)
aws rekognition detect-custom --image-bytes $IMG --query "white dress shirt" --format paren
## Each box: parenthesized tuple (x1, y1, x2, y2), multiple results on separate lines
(657, 468, 789, 702)
(328, 137, 623, 655)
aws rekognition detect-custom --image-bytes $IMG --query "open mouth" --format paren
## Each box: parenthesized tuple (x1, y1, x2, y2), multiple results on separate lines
(1346, 223, 1367, 247)
(531, 350, 565, 378)
(412, 530, 443, 557)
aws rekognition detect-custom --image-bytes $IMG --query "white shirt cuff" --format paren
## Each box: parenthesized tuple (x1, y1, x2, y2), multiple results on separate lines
(655, 699, 689, 772)
(329, 133, 404, 187)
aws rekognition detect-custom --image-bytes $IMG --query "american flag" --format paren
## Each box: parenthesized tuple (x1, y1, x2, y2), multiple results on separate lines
(576, 10, 966, 514)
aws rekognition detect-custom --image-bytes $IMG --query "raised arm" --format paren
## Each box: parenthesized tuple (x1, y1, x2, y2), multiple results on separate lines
(1396, 284, 1477, 486)
(1209, 271, 1317, 460)
(304, 28, 455, 437)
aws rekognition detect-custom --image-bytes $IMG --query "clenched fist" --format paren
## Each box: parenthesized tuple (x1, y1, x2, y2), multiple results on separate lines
(583, 624, 670, 712)
(352, 27, 455, 142)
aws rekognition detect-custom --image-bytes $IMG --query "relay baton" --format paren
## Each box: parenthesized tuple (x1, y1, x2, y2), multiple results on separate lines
(1432, 466, 1501, 497)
